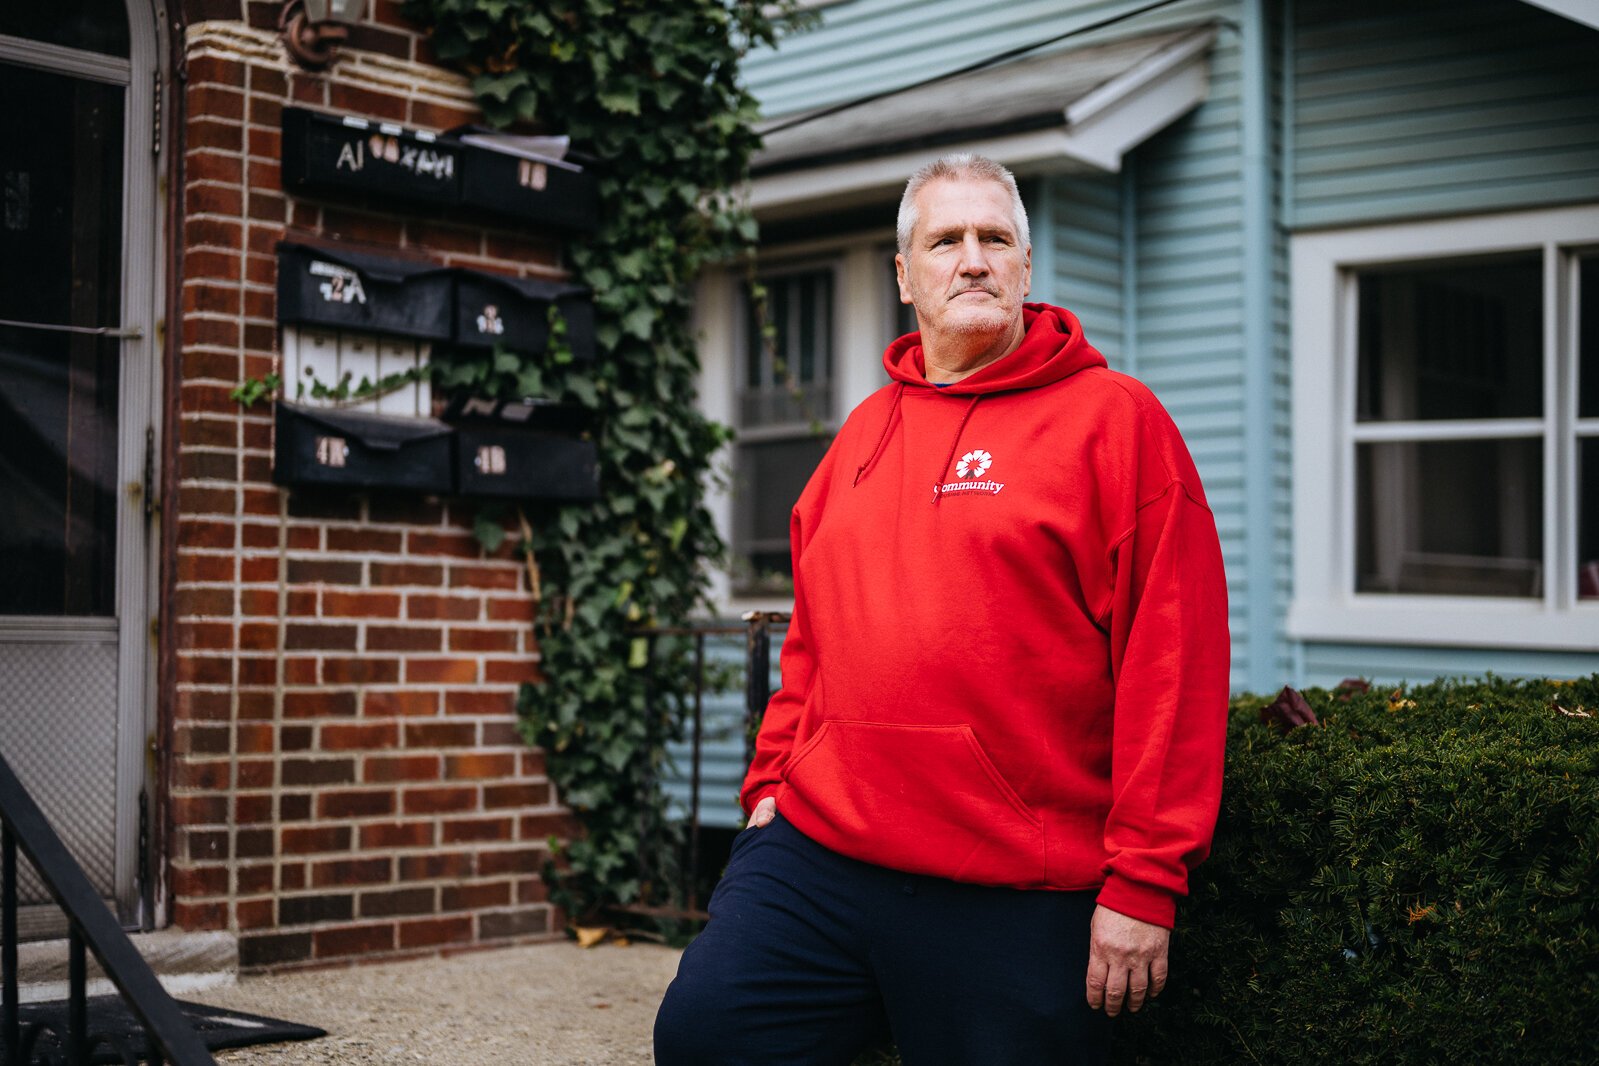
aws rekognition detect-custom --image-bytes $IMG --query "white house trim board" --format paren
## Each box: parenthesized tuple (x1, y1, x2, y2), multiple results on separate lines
(1062, 25, 1215, 171)
(751, 130, 1099, 218)
(1288, 203, 1599, 652)
(0, 35, 133, 84)
(694, 267, 739, 612)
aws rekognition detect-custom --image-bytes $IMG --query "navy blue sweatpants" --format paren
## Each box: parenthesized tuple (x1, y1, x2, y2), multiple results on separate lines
(654, 814, 1110, 1066)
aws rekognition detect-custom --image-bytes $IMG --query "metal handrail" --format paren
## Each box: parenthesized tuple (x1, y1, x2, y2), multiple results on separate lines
(0, 754, 215, 1065)
(613, 614, 792, 925)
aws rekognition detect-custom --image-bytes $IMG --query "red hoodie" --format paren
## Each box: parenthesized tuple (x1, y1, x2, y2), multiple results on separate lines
(739, 303, 1230, 929)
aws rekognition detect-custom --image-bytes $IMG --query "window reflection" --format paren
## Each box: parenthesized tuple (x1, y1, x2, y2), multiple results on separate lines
(1357, 257, 1542, 423)
(1357, 439, 1543, 599)
(0, 66, 125, 616)
(0, 0, 131, 57)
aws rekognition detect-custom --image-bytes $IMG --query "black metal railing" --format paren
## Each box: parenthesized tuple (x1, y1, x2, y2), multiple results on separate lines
(617, 612, 790, 925)
(0, 754, 215, 1065)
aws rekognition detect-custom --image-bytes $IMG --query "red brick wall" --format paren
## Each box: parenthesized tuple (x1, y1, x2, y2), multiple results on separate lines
(169, 13, 574, 970)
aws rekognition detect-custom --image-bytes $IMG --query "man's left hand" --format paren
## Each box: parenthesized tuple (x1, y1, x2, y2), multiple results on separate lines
(1084, 905, 1169, 1017)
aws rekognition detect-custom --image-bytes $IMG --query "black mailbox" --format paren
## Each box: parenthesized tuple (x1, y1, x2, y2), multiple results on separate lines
(453, 271, 596, 362)
(447, 128, 599, 232)
(282, 107, 462, 206)
(277, 242, 454, 341)
(445, 396, 600, 501)
(274, 402, 454, 493)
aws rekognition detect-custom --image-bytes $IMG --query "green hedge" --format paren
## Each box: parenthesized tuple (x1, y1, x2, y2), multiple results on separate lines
(1113, 675, 1599, 1065)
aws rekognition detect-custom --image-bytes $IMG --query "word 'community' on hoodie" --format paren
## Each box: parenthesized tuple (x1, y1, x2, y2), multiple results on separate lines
(740, 303, 1231, 930)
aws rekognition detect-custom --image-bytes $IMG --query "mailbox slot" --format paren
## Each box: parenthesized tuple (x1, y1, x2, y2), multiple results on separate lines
(277, 243, 454, 341)
(274, 402, 453, 493)
(282, 107, 461, 206)
(450, 129, 599, 232)
(452, 271, 596, 362)
(445, 396, 599, 501)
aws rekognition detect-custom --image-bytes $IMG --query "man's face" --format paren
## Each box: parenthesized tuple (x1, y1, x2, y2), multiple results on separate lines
(896, 177, 1031, 347)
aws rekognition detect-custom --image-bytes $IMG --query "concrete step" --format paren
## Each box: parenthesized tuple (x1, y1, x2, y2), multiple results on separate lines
(15, 929, 238, 1003)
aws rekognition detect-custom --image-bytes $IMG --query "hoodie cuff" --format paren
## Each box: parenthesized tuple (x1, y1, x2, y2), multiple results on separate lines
(742, 783, 782, 817)
(1096, 874, 1178, 930)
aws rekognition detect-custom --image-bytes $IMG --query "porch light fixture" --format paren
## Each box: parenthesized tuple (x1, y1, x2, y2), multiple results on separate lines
(280, 0, 368, 69)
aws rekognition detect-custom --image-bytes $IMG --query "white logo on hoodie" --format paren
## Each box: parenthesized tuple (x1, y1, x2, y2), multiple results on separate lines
(955, 449, 993, 479)
(937, 448, 1004, 499)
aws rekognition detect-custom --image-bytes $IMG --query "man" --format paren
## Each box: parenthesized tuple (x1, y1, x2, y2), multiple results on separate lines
(656, 154, 1229, 1065)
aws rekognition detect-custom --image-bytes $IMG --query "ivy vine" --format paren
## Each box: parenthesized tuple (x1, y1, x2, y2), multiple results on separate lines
(398, 0, 801, 924)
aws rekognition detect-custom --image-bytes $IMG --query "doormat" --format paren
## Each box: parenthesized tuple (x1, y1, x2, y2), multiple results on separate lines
(17, 995, 326, 1062)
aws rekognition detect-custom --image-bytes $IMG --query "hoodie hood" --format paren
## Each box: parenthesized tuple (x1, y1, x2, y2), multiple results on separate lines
(883, 303, 1108, 394)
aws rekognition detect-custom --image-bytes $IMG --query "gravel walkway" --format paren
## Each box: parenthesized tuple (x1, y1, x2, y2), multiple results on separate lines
(188, 940, 684, 1065)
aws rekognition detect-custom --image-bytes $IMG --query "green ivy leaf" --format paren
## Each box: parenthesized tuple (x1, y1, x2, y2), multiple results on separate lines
(621, 306, 655, 340)
(474, 71, 529, 103)
(596, 89, 641, 115)
(473, 508, 507, 552)
(409, 0, 789, 924)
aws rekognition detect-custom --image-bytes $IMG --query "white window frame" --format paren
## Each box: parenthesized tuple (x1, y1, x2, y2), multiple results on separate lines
(1288, 203, 1599, 651)
(696, 232, 898, 614)
(731, 257, 841, 595)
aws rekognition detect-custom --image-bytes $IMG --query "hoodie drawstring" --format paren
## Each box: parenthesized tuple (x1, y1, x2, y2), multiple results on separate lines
(853, 383, 904, 487)
(932, 395, 982, 505)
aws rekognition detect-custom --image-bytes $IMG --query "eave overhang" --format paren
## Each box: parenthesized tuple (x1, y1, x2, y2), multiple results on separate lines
(749, 24, 1218, 220)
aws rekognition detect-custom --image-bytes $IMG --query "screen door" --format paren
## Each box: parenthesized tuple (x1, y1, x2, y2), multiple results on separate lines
(0, 0, 162, 934)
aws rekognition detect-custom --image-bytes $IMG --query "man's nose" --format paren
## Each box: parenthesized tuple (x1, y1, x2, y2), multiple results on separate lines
(957, 233, 990, 275)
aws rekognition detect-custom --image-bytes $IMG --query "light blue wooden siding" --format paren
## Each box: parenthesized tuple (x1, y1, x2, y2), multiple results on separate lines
(1299, 643, 1599, 689)
(751, 0, 1239, 117)
(746, 0, 1276, 693)
(1126, 3, 1293, 690)
(1040, 173, 1125, 367)
(1291, 0, 1599, 228)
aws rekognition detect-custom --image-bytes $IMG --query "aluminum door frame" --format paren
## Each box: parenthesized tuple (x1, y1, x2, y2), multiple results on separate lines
(0, 0, 167, 927)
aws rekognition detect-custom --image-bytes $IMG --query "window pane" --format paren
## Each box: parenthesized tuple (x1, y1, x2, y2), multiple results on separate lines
(1356, 439, 1542, 598)
(744, 289, 762, 391)
(798, 275, 816, 384)
(0, 0, 130, 56)
(738, 269, 834, 428)
(0, 67, 125, 617)
(1356, 257, 1542, 422)
(1580, 437, 1599, 600)
(0, 332, 120, 615)
(1581, 256, 1598, 420)
(735, 435, 831, 592)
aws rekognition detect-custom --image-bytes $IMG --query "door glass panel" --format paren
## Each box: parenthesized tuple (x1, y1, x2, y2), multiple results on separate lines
(1356, 257, 1542, 422)
(0, 65, 125, 616)
(0, 0, 131, 57)
(1580, 256, 1597, 420)
(1356, 439, 1543, 598)
(1580, 438, 1599, 600)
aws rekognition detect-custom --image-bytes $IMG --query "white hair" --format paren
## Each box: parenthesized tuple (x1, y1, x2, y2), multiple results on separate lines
(895, 153, 1030, 256)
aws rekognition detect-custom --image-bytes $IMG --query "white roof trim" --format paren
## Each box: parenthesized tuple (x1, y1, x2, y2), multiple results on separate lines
(750, 26, 1215, 218)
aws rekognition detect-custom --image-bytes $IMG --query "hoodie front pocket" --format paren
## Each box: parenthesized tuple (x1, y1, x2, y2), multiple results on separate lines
(781, 720, 1047, 888)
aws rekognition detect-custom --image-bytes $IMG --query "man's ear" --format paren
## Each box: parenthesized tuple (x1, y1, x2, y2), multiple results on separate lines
(895, 253, 912, 304)
(1024, 244, 1032, 298)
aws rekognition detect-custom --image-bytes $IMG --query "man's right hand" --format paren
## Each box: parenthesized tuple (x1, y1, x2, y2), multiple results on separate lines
(749, 796, 777, 827)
